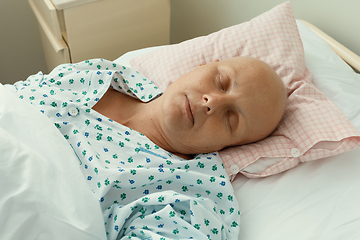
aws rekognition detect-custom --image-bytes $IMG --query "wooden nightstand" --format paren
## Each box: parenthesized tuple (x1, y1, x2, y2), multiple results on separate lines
(29, 0, 170, 72)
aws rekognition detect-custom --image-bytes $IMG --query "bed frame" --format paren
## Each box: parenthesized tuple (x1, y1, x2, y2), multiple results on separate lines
(300, 20, 360, 72)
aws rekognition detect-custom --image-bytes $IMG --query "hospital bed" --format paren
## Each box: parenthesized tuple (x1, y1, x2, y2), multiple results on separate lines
(1, 2, 360, 240)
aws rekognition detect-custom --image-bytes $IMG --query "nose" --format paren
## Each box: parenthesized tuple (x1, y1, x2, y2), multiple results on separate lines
(202, 93, 231, 114)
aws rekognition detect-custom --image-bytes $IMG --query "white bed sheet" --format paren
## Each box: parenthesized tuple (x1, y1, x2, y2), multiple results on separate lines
(233, 148, 360, 240)
(0, 84, 106, 240)
(115, 20, 360, 239)
(234, 21, 360, 240)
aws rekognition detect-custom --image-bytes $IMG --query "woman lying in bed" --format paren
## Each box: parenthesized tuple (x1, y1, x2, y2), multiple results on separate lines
(93, 56, 286, 158)
(7, 56, 285, 240)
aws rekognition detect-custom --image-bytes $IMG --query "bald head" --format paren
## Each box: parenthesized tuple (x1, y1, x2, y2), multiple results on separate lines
(228, 56, 287, 144)
(152, 55, 287, 156)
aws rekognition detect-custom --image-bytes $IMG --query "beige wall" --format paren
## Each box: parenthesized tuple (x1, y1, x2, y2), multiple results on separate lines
(0, 0, 47, 84)
(1, 0, 359, 84)
(171, 0, 360, 56)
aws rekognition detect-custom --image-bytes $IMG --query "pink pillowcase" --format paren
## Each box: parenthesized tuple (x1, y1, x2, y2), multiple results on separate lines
(130, 2, 360, 179)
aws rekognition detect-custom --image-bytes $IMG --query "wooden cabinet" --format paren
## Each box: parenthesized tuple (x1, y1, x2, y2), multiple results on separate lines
(29, 0, 170, 72)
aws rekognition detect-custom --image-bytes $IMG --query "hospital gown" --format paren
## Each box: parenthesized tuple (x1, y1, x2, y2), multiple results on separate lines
(8, 59, 240, 240)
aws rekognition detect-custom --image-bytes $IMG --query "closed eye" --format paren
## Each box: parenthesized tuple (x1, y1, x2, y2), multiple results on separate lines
(227, 109, 240, 133)
(227, 110, 232, 131)
(220, 81, 225, 91)
(219, 71, 229, 92)
(217, 74, 225, 92)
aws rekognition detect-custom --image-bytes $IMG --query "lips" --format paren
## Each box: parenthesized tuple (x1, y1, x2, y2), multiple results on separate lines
(185, 96, 194, 124)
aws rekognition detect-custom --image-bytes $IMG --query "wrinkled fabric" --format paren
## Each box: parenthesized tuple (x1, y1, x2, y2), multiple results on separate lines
(8, 59, 240, 240)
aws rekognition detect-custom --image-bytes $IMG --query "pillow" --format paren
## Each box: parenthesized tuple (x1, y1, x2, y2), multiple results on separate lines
(241, 20, 360, 174)
(129, 2, 360, 179)
(296, 20, 360, 130)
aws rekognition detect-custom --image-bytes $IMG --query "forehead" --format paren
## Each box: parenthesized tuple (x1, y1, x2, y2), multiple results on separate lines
(219, 57, 265, 72)
(223, 58, 278, 134)
(219, 57, 275, 85)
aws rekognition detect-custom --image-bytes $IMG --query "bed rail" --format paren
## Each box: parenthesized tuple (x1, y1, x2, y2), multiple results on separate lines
(300, 20, 360, 72)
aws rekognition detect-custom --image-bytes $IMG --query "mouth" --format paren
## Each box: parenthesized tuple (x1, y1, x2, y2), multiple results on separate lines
(185, 95, 194, 124)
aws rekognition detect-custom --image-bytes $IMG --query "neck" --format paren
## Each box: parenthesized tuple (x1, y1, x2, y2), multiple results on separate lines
(129, 98, 193, 160)
(93, 88, 190, 157)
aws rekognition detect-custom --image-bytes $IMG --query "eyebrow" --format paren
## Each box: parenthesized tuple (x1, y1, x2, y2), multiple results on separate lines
(220, 64, 244, 125)
(231, 76, 242, 116)
(234, 77, 249, 139)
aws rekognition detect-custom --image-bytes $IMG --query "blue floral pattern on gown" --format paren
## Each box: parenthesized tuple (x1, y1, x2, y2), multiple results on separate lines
(8, 59, 240, 240)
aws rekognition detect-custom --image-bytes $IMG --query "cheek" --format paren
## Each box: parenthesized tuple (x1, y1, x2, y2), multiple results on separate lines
(189, 121, 230, 151)
(159, 97, 190, 134)
(170, 68, 214, 91)
(202, 124, 227, 141)
(161, 104, 180, 129)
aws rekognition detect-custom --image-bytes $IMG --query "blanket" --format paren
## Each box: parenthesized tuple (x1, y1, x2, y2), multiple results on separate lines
(0, 83, 106, 239)
(4, 60, 240, 240)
